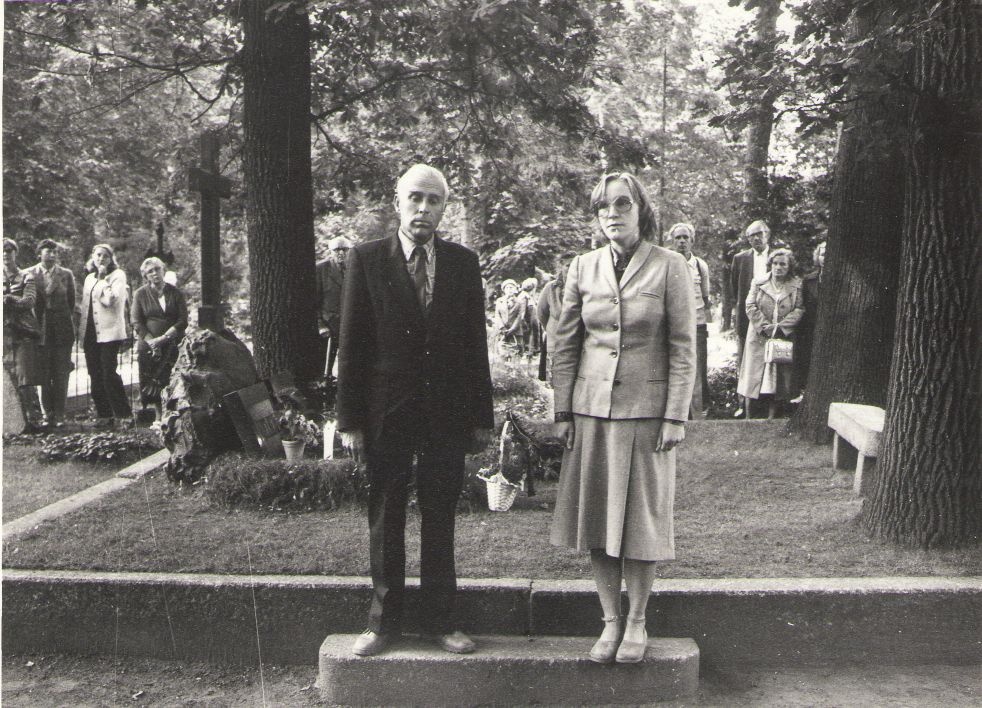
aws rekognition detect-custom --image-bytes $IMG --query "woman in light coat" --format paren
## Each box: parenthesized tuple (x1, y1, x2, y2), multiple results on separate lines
(78, 243, 132, 427)
(736, 248, 803, 419)
(551, 173, 696, 664)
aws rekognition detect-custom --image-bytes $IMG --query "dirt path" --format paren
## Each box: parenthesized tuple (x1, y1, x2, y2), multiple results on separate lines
(4, 654, 980, 706)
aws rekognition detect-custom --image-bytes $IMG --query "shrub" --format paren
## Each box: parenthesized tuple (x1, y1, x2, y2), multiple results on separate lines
(205, 454, 368, 511)
(491, 361, 541, 400)
(37, 430, 161, 464)
(707, 360, 740, 418)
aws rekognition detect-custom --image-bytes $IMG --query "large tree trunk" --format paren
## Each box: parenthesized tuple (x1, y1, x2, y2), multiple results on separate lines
(241, 0, 319, 382)
(742, 0, 781, 216)
(789, 4, 904, 442)
(862, 0, 982, 548)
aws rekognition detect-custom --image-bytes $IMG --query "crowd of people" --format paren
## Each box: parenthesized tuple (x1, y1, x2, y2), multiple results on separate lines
(3, 238, 187, 432)
(4, 162, 830, 667)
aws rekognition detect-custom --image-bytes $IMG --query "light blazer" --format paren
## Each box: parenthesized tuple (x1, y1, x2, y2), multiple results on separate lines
(78, 268, 129, 343)
(336, 233, 494, 444)
(552, 241, 696, 422)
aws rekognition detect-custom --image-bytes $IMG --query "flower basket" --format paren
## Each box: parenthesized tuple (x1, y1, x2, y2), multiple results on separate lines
(478, 468, 521, 512)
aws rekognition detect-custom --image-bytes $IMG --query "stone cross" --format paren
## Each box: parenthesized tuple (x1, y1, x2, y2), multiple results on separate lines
(188, 131, 233, 331)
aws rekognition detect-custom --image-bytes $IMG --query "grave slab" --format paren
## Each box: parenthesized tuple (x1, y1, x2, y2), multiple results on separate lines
(317, 634, 699, 706)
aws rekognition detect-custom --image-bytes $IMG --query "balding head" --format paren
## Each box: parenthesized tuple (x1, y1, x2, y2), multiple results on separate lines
(394, 163, 449, 243)
(396, 164, 449, 201)
(745, 219, 770, 253)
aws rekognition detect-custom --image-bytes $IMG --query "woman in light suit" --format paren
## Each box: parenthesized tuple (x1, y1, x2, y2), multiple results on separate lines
(551, 173, 696, 664)
(78, 243, 132, 427)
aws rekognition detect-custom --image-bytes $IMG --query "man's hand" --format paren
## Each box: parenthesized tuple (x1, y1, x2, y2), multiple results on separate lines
(554, 420, 575, 449)
(469, 427, 495, 453)
(655, 421, 685, 452)
(340, 429, 365, 462)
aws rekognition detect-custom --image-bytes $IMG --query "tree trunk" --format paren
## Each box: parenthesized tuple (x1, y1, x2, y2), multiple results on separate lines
(789, 5, 904, 442)
(742, 0, 781, 217)
(241, 0, 318, 382)
(862, 1, 982, 548)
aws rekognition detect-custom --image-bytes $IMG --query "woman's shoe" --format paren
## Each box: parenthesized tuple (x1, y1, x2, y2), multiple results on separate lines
(615, 616, 648, 664)
(588, 615, 622, 664)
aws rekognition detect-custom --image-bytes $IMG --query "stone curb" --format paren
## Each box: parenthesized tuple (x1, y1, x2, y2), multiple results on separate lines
(3, 569, 980, 669)
(1, 448, 170, 542)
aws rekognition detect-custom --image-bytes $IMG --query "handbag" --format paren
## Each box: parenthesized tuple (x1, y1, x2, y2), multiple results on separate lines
(764, 337, 794, 364)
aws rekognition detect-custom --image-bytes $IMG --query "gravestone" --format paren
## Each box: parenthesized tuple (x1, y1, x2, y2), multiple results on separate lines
(161, 328, 260, 484)
(188, 130, 232, 332)
(224, 382, 284, 457)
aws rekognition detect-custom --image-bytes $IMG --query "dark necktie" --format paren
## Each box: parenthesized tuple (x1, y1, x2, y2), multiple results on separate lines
(614, 254, 630, 284)
(409, 245, 428, 312)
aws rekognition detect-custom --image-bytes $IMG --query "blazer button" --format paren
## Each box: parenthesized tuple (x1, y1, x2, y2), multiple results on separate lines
(612, 323, 619, 330)
(610, 351, 617, 358)
(612, 298, 619, 305)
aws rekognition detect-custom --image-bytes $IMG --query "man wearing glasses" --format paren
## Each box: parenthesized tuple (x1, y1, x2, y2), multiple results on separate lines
(730, 220, 771, 367)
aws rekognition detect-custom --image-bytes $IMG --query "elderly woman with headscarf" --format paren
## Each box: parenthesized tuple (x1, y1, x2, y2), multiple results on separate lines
(78, 243, 132, 428)
(736, 247, 804, 419)
(551, 172, 695, 664)
(131, 256, 188, 421)
(3, 238, 44, 432)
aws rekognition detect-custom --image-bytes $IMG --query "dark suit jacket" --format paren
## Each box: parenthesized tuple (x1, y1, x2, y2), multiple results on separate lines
(730, 247, 767, 339)
(793, 270, 821, 391)
(336, 233, 494, 445)
(316, 257, 344, 338)
(28, 263, 76, 346)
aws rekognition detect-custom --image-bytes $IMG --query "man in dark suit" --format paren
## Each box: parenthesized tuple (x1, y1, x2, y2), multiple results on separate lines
(730, 219, 771, 367)
(315, 236, 351, 380)
(337, 164, 495, 657)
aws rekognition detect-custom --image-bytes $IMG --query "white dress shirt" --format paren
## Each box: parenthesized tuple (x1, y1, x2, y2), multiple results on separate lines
(752, 248, 770, 281)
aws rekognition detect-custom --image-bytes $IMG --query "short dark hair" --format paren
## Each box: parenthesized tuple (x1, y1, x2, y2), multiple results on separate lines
(38, 239, 59, 251)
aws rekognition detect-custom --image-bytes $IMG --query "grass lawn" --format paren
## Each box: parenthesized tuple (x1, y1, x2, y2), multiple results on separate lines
(3, 421, 981, 578)
(1, 443, 132, 522)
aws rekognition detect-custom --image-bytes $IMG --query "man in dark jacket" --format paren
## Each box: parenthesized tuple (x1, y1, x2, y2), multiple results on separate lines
(29, 239, 76, 427)
(316, 236, 351, 380)
(730, 220, 771, 366)
(337, 164, 495, 657)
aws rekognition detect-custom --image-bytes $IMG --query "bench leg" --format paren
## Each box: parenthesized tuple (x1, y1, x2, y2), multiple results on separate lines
(832, 434, 858, 471)
(854, 455, 876, 496)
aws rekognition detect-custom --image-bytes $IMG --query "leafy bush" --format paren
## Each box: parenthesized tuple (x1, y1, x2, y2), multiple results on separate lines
(491, 361, 541, 400)
(205, 454, 368, 511)
(707, 360, 740, 418)
(38, 431, 162, 464)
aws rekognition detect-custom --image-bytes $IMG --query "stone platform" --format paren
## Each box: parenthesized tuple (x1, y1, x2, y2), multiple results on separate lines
(317, 634, 699, 706)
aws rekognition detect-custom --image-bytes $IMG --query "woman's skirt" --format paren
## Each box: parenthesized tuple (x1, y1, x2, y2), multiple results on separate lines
(550, 414, 675, 561)
(138, 341, 179, 406)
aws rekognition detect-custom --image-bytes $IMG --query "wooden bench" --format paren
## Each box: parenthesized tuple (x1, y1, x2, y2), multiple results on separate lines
(828, 403, 885, 495)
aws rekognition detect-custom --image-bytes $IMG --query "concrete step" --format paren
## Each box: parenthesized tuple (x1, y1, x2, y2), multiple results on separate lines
(317, 634, 699, 706)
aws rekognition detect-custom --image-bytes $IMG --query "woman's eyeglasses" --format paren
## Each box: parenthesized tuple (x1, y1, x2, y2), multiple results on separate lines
(593, 196, 634, 215)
